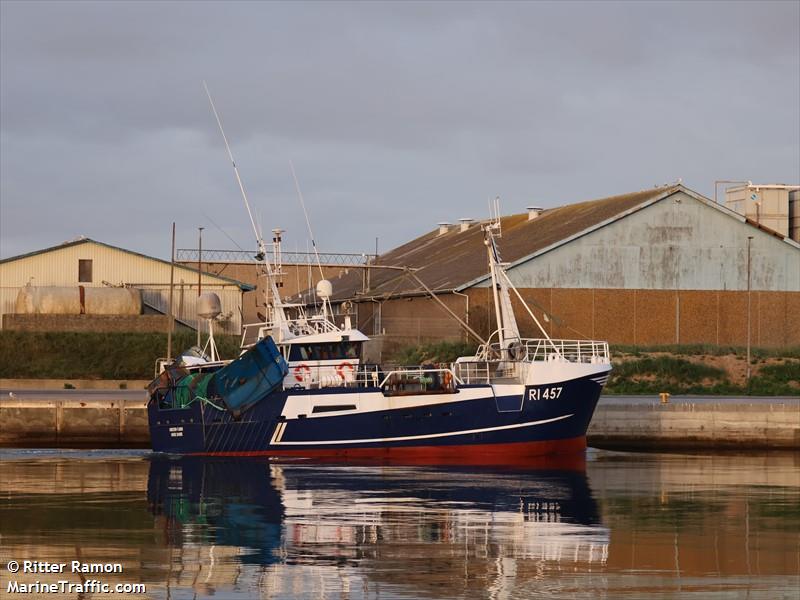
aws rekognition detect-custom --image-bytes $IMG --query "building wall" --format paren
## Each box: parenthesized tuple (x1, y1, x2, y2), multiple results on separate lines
(494, 288, 800, 347)
(356, 287, 800, 350)
(1, 242, 246, 333)
(479, 191, 799, 292)
(357, 293, 470, 343)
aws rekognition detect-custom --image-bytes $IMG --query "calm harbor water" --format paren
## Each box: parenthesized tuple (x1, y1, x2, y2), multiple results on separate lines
(0, 449, 797, 600)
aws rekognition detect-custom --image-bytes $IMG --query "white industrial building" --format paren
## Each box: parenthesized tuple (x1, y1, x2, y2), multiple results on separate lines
(0, 237, 253, 334)
(326, 184, 800, 349)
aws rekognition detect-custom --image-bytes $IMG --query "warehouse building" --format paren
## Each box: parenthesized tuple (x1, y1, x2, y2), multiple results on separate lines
(0, 237, 253, 334)
(322, 184, 800, 351)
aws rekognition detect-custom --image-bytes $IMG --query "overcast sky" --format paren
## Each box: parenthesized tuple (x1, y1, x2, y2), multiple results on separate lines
(1, 0, 798, 261)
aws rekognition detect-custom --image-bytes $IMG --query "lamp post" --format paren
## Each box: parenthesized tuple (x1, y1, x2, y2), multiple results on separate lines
(746, 236, 753, 381)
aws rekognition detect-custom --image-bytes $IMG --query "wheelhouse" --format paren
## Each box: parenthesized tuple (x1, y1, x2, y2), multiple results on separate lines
(287, 340, 362, 362)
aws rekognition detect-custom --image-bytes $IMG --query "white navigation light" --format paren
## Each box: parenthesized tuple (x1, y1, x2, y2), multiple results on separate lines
(316, 279, 333, 299)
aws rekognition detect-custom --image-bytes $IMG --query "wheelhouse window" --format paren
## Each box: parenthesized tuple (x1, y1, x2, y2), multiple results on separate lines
(289, 342, 361, 362)
(78, 259, 93, 283)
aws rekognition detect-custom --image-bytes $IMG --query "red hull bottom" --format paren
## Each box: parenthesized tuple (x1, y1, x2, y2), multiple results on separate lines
(193, 435, 588, 469)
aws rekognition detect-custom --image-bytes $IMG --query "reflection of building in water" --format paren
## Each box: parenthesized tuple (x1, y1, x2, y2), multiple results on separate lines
(589, 452, 800, 586)
(0, 457, 159, 599)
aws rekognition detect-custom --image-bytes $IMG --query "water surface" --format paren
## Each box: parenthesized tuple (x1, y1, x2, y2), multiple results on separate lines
(0, 449, 797, 599)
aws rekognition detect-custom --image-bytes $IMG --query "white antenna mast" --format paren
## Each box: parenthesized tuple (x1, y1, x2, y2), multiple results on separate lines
(290, 160, 334, 321)
(203, 81, 263, 256)
(290, 160, 325, 281)
(202, 81, 289, 340)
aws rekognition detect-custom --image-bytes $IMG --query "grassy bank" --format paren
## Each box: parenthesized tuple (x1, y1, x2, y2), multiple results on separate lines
(0, 331, 241, 380)
(605, 355, 799, 395)
(607, 345, 800, 395)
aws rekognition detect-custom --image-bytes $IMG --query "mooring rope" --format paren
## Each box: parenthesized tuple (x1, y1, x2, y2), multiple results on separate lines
(187, 395, 226, 411)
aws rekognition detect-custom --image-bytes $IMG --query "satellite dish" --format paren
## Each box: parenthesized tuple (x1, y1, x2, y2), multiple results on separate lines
(197, 292, 222, 319)
(316, 279, 333, 299)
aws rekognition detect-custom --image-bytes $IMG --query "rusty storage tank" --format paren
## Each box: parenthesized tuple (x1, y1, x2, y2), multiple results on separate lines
(14, 286, 142, 315)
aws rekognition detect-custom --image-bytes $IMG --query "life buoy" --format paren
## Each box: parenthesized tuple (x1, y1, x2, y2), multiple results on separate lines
(336, 362, 354, 380)
(442, 371, 452, 388)
(293, 364, 311, 382)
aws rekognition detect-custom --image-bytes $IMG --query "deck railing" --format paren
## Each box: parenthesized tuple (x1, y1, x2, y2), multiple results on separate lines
(240, 316, 341, 348)
(477, 338, 610, 364)
(524, 338, 610, 363)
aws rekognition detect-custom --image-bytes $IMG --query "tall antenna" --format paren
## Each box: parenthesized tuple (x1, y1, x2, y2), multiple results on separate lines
(202, 81, 263, 257)
(202, 81, 289, 339)
(289, 160, 325, 281)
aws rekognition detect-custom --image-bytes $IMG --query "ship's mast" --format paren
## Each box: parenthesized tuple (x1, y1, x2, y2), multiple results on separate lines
(483, 215, 521, 356)
(483, 198, 559, 359)
(203, 81, 291, 341)
(289, 160, 337, 326)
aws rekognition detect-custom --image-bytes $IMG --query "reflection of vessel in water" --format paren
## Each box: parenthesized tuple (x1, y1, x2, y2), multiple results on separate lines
(147, 456, 609, 574)
(147, 457, 284, 565)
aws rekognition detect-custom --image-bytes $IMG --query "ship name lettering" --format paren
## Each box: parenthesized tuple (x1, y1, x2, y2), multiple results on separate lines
(528, 387, 563, 401)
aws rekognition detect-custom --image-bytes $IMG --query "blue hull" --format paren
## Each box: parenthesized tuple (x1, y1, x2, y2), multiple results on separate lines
(148, 372, 604, 458)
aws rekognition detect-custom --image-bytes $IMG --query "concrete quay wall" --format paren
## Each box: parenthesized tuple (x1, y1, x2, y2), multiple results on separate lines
(0, 393, 798, 450)
(0, 396, 149, 448)
(588, 397, 800, 450)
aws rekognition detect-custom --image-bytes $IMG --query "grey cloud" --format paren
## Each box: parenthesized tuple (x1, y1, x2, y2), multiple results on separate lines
(1, 0, 798, 260)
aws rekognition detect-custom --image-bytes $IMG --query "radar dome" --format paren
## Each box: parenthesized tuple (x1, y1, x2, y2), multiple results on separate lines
(316, 279, 333, 299)
(197, 292, 222, 319)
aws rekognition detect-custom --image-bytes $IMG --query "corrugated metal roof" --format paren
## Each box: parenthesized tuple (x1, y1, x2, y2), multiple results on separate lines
(330, 185, 684, 300)
(0, 237, 254, 291)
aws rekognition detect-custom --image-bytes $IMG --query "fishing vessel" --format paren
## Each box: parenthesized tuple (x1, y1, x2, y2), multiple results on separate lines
(146, 86, 611, 459)
(147, 213, 611, 458)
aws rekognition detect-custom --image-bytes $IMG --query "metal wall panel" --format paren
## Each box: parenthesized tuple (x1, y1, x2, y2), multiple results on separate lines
(0, 288, 19, 326)
(0, 242, 237, 288)
(478, 191, 800, 292)
(0, 242, 246, 332)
